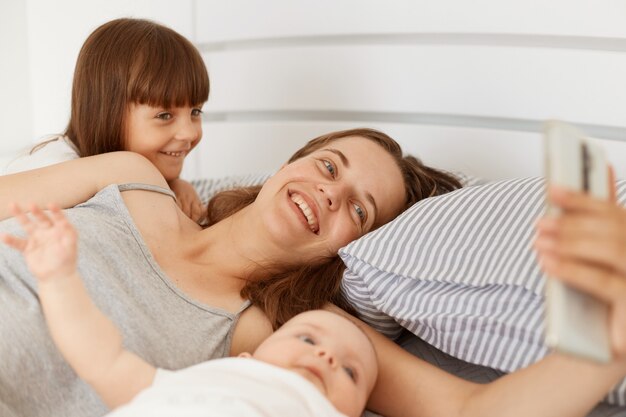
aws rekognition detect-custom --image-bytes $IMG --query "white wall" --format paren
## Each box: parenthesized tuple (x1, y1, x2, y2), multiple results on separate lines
(193, 0, 626, 181)
(1, 1, 625, 181)
(0, 0, 195, 167)
(25, 0, 195, 141)
(0, 1, 31, 160)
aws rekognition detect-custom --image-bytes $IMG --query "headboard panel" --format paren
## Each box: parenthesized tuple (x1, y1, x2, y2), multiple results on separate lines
(195, 0, 626, 39)
(203, 46, 625, 127)
(198, 122, 544, 181)
(186, 1, 626, 181)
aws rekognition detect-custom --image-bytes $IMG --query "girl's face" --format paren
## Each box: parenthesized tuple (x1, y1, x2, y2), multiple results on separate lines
(125, 103, 204, 181)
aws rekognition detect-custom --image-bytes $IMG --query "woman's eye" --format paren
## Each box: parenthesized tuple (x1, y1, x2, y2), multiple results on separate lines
(156, 112, 173, 121)
(353, 203, 366, 222)
(343, 366, 356, 382)
(298, 335, 315, 345)
(191, 108, 203, 117)
(322, 160, 336, 178)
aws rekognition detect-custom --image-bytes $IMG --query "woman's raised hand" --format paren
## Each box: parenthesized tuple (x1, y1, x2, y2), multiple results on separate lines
(535, 180, 626, 358)
(0, 203, 78, 282)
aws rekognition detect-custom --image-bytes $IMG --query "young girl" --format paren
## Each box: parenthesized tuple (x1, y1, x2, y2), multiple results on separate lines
(5, 18, 209, 222)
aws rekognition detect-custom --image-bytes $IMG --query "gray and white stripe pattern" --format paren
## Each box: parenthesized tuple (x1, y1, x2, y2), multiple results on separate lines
(340, 177, 626, 406)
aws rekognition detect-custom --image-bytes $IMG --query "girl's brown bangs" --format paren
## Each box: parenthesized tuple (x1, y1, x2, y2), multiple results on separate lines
(128, 37, 209, 108)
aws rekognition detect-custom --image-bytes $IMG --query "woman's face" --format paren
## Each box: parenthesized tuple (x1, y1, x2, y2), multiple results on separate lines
(254, 136, 405, 261)
(125, 103, 204, 181)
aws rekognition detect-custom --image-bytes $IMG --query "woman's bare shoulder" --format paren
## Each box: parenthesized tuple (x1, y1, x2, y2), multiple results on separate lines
(230, 305, 273, 356)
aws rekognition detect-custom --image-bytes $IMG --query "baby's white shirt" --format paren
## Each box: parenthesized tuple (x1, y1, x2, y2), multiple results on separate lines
(106, 357, 348, 417)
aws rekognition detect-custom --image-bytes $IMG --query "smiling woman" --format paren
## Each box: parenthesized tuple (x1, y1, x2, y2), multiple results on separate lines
(204, 128, 461, 328)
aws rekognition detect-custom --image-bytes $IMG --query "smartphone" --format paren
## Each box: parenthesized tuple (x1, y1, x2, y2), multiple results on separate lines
(543, 120, 611, 363)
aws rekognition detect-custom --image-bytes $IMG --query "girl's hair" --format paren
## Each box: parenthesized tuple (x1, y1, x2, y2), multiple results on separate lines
(64, 18, 209, 157)
(206, 128, 462, 329)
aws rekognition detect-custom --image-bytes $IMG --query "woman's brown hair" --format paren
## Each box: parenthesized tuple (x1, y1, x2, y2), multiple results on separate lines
(206, 128, 462, 329)
(64, 18, 209, 157)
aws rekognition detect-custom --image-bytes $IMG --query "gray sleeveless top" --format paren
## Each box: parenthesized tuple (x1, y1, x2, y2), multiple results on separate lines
(0, 184, 250, 417)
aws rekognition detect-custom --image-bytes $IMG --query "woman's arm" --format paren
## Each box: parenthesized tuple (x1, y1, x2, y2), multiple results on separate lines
(0, 204, 156, 408)
(0, 151, 167, 220)
(327, 305, 626, 417)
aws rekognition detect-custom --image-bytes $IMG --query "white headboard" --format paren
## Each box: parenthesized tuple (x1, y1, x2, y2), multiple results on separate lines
(186, 0, 626, 182)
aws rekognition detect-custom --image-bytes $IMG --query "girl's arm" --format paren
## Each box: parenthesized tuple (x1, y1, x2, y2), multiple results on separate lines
(0, 151, 167, 220)
(0, 204, 156, 408)
(327, 305, 626, 417)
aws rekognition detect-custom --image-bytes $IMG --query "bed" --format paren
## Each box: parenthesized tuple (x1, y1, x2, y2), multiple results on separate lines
(187, 1, 626, 416)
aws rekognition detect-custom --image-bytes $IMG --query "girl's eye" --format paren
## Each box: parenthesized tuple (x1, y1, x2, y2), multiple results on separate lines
(156, 112, 173, 121)
(191, 108, 203, 117)
(353, 203, 366, 222)
(298, 335, 315, 345)
(322, 160, 336, 178)
(343, 366, 356, 382)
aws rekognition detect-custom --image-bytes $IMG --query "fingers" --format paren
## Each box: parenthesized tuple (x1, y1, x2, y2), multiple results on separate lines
(535, 232, 626, 277)
(190, 201, 204, 223)
(612, 302, 626, 359)
(177, 197, 193, 220)
(536, 206, 626, 275)
(5, 202, 67, 233)
(547, 186, 611, 214)
(176, 194, 205, 223)
(9, 203, 37, 234)
(48, 203, 71, 228)
(537, 211, 622, 241)
(30, 204, 53, 227)
(537, 253, 626, 304)
(608, 165, 617, 203)
(0, 232, 27, 252)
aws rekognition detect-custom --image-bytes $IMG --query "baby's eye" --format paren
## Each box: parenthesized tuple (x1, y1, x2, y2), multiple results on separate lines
(191, 108, 203, 117)
(322, 160, 336, 178)
(353, 203, 366, 222)
(298, 335, 315, 345)
(156, 112, 173, 121)
(343, 366, 356, 382)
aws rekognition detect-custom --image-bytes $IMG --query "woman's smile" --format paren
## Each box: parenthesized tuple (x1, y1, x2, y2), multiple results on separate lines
(289, 190, 320, 234)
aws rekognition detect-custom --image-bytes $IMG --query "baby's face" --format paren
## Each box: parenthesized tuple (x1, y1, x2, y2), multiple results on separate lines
(251, 310, 378, 417)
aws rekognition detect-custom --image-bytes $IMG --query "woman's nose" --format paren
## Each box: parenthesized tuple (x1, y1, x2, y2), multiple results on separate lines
(318, 183, 345, 211)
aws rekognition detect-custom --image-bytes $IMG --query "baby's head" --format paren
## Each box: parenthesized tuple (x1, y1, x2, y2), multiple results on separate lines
(244, 310, 378, 417)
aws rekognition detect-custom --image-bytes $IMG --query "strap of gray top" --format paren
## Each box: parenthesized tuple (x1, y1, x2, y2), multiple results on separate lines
(118, 183, 176, 201)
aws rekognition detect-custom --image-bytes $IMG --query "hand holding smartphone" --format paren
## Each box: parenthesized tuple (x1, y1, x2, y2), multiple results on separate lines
(543, 120, 612, 363)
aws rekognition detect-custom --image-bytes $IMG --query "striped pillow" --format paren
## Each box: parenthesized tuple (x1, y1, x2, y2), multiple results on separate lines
(340, 177, 626, 406)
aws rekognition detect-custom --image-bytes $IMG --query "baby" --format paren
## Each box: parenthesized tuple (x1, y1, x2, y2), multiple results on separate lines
(0, 203, 378, 417)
